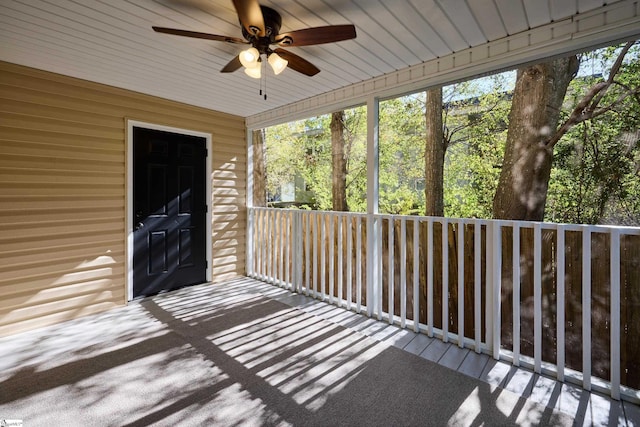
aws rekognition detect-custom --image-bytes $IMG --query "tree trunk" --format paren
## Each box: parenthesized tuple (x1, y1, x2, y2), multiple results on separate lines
(425, 87, 445, 216)
(493, 56, 579, 220)
(331, 111, 348, 211)
(252, 128, 267, 207)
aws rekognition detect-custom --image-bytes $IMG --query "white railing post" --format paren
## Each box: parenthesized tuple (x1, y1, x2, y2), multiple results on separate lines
(304, 211, 311, 296)
(533, 222, 542, 373)
(347, 215, 353, 310)
(294, 210, 303, 293)
(321, 214, 327, 300)
(457, 220, 465, 347)
(442, 218, 449, 343)
(285, 211, 291, 289)
(400, 217, 407, 327)
(486, 220, 501, 359)
(246, 130, 254, 278)
(582, 227, 592, 391)
(329, 213, 335, 304)
(247, 207, 254, 278)
(474, 221, 482, 353)
(356, 216, 363, 313)
(427, 218, 434, 337)
(512, 222, 520, 366)
(610, 229, 621, 400)
(273, 210, 278, 284)
(278, 210, 284, 287)
(388, 217, 395, 324)
(313, 212, 319, 298)
(377, 217, 383, 320)
(366, 214, 377, 317)
(556, 225, 566, 382)
(413, 218, 420, 333)
(261, 209, 267, 281)
(337, 214, 344, 306)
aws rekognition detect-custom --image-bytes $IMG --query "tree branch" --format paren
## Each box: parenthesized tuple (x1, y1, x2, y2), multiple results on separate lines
(546, 41, 636, 149)
(590, 41, 634, 108)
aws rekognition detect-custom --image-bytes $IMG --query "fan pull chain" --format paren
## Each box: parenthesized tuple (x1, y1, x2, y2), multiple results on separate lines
(255, 57, 267, 101)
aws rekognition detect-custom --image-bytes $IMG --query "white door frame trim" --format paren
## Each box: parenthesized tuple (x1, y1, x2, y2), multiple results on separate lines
(125, 119, 213, 302)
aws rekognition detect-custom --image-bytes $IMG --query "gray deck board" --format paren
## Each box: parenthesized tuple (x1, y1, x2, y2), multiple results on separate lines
(420, 338, 453, 363)
(458, 351, 490, 378)
(403, 332, 435, 355)
(438, 345, 471, 370)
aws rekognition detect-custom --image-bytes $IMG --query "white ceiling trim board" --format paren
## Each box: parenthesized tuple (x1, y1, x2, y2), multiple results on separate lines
(246, 0, 640, 129)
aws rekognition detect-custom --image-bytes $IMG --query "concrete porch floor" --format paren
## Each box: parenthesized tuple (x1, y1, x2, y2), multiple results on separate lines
(0, 277, 638, 426)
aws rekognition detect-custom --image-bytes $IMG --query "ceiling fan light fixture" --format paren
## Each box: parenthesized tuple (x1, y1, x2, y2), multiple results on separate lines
(268, 52, 288, 75)
(244, 65, 261, 79)
(239, 47, 260, 68)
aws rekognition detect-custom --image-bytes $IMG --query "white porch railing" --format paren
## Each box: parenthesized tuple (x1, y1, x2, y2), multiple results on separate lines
(246, 207, 640, 402)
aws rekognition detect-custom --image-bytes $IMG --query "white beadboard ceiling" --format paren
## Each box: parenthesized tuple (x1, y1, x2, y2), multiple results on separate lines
(0, 0, 637, 120)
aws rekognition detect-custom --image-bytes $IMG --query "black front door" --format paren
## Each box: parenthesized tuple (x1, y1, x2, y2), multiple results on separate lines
(133, 127, 207, 298)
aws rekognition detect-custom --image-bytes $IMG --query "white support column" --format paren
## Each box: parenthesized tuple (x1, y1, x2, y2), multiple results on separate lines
(366, 96, 380, 317)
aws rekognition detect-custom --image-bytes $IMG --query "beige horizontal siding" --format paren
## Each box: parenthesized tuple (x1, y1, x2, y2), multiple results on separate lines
(0, 61, 247, 337)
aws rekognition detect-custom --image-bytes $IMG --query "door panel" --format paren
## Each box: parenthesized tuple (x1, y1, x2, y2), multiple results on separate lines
(133, 127, 207, 298)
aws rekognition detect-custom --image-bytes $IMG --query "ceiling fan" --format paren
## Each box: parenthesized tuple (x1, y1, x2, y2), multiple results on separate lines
(152, 0, 357, 78)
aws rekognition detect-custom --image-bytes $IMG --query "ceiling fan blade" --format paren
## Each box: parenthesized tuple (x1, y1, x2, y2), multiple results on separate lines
(274, 48, 320, 76)
(152, 27, 247, 44)
(232, 0, 265, 37)
(276, 25, 356, 47)
(220, 56, 242, 73)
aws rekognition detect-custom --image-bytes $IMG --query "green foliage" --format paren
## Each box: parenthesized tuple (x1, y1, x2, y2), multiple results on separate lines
(546, 42, 640, 225)
(379, 94, 426, 214)
(264, 106, 367, 212)
(441, 75, 512, 218)
(263, 41, 639, 225)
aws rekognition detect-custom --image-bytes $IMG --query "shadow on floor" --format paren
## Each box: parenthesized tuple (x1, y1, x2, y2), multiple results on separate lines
(0, 278, 577, 426)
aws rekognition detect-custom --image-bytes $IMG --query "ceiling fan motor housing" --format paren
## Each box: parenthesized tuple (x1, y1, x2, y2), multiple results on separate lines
(242, 6, 283, 53)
